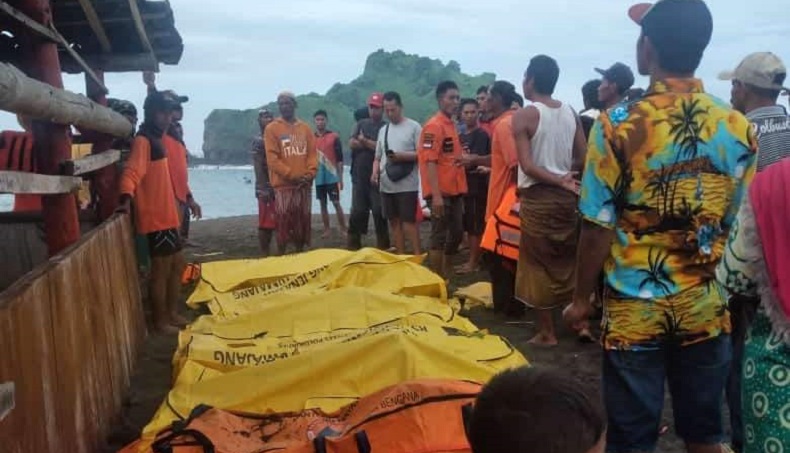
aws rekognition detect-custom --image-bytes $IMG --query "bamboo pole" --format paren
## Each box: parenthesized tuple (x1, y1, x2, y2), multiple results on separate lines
(0, 63, 133, 138)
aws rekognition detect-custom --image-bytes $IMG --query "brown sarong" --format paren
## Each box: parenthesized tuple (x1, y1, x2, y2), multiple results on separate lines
(515, 184, 579, 309)
(274, 185, 312, 249)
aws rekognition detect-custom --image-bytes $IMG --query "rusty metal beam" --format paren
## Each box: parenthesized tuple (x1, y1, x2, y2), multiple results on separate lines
(75, 0, 111, 53)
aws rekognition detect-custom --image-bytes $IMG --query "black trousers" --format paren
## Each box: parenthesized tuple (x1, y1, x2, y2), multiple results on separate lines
(348, 180, 389, 250)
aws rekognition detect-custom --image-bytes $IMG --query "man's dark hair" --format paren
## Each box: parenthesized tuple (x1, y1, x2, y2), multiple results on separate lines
(640, 0, 712, 74)
(747, 73, 787, 101)
(468, 366, 605, 453)
(460, 98, 479, 110)
(582, 80, 604, 110)
(513, 93, 524, 108)
(383, 91, 403, 106)
(489, 81, 517, 109)
(436, 81, 459, 99)
(476, 85, 490, 95)
(526, 55, 560, 95)
(354, 107, 369, 122)
(313, 109, 328, 118)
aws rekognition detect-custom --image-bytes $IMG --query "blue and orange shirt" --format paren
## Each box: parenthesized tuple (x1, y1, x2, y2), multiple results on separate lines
(579, 78, 757, 350)
(314, 130, 343, 187)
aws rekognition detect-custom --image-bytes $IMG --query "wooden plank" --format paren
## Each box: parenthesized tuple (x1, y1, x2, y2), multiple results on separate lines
(64, 149, 120, 176)
(0, 1, 109, 94)
(75, 0, 112, 53)
(0, 171, 81, 194)
(61, 52, 159, 73)
(127, 0, 159, 71)
(0, 63, 134, 137)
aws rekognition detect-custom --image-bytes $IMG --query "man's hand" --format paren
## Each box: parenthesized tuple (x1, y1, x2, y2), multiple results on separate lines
(562, 297, 594, 331)
(116, 197, 131, 214)
(559, 172, 581, 195)
(257, 188, 274, 202)
(431, 197, 445, 219)
(298, 175, 313, 187)
(455, 153, 477, 168)
(143, 71, 156, 88)
(371, 169, 379, 185)
(338, 180, 344, 191)
(474, 166, 491, 175)
(188, 199, 203, 220)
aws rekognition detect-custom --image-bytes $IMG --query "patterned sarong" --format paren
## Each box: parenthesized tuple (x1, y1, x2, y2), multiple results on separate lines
(515, 184, 579, 309)
(274, 185, 312, 249)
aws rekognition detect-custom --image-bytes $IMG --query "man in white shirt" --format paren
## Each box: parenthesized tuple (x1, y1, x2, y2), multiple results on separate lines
(372, 92, 422, 255)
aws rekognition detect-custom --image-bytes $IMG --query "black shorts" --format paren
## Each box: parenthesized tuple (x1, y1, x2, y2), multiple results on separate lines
(316, 184, 340, 203)
(381, 191, 418, 223)
(428, 196, 464, 253)
(463, 193, 487, 236)
(147, 229, 182, 257)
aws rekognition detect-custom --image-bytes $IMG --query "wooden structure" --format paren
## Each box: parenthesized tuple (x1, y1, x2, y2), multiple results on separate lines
(0, 215, 146, 452)
(0, 1, 184, 451)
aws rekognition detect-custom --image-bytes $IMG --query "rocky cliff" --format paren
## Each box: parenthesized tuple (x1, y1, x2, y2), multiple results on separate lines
(201, 50, 495, 164)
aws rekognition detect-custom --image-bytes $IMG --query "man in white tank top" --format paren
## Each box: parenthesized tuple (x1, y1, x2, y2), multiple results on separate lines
(512, 55, 590, 347)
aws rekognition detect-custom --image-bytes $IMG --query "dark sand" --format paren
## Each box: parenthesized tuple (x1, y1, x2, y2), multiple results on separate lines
(104, 214, 707, 452)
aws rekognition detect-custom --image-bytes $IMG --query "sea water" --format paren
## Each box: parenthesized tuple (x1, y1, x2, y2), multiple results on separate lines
(0, 165, 354, 219)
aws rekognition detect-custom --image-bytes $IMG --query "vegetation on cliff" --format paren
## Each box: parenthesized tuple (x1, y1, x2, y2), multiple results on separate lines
(201, 49, 495, 164)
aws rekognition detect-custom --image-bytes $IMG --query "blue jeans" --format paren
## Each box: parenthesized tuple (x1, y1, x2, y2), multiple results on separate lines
(604, 335, 732, 453)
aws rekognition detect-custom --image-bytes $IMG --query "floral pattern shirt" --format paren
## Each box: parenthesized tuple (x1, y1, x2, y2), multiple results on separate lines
(579, 78, 758, 350)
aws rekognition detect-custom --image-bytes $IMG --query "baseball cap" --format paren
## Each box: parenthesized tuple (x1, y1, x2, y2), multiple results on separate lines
(367, 92, 384, 108)
(628, 0, 712, 57)
(143, 91, 178, 113)
(719, 52, 789, 91)
(161, 89, 189, 104)
(595, 63, 636, 91)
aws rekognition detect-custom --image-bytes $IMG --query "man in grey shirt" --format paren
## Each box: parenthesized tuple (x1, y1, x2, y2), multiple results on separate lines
(372, 91, 422, 255)
(719, 51, 790, 453)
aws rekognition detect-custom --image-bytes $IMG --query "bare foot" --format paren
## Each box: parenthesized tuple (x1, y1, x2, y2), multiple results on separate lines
(577, 328, 596, 344)
(152, 323, 179, 335)
(169, 312, 190, 328)
(455, 264, 479, 275)
(528, 332, 559, 347)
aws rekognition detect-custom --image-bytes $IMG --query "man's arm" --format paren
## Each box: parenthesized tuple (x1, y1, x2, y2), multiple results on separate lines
(419, 124, 444, 214)
(252, 138, 271, 196)
(349, 122, 363, 151)
(513, 107, 578, 192)
(333, 135, 344, 187)
(264, 126, 295, 181)
(563, 119, 621, 327)
(372, 129, 384, 184)
(305, 128, 318, 180)
(571, 115, 588, 173)
(117, 136, 151, 211)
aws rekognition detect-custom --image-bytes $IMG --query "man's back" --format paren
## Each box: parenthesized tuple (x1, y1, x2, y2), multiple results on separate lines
(748, 105, 790, 171)
(579, 78, 757, 349)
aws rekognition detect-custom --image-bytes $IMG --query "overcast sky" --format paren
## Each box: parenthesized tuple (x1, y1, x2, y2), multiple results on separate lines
(1, 0, 788, 157)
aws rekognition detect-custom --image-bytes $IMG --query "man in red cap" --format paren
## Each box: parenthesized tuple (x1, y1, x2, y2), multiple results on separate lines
(347, 92, 390, 250)
(564, 1, 758, 452)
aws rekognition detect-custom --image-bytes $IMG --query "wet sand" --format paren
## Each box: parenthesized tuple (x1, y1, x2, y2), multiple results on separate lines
(105, 215, 696, 452)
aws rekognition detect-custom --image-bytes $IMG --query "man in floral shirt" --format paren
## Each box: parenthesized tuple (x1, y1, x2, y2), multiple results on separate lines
(564, 1, 757, 452)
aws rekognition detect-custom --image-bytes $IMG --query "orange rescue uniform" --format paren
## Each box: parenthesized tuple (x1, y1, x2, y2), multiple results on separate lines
(163, 134, 191, 203)
(119, 135, 180, 234)
(418, 112, 467, 199)
(485, 111, 517, 220)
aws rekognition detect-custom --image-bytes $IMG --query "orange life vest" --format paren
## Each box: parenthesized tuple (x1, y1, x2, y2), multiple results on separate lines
(480, 185, 520, 261)
(120, 379, 480, 453)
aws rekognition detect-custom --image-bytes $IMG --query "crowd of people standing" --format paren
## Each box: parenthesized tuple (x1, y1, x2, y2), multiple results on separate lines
(248, 1, 790, 452)
(106, 0, 790, 451)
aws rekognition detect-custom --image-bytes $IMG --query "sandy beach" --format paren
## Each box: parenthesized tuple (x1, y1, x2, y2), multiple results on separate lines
(104, 214, 690, 452)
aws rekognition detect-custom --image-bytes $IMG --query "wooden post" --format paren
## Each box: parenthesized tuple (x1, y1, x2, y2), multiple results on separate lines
(85, 70, 118, 221)
(17, 0, 80, 256)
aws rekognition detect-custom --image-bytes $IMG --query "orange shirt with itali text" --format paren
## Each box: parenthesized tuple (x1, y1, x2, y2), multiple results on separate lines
(263, 118, 318, 188)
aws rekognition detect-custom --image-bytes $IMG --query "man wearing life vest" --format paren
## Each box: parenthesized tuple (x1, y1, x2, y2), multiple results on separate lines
(458, 81, 522, 316)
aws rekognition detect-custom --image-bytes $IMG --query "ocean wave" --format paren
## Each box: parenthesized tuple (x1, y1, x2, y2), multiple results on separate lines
(191, 164, 254, 171)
